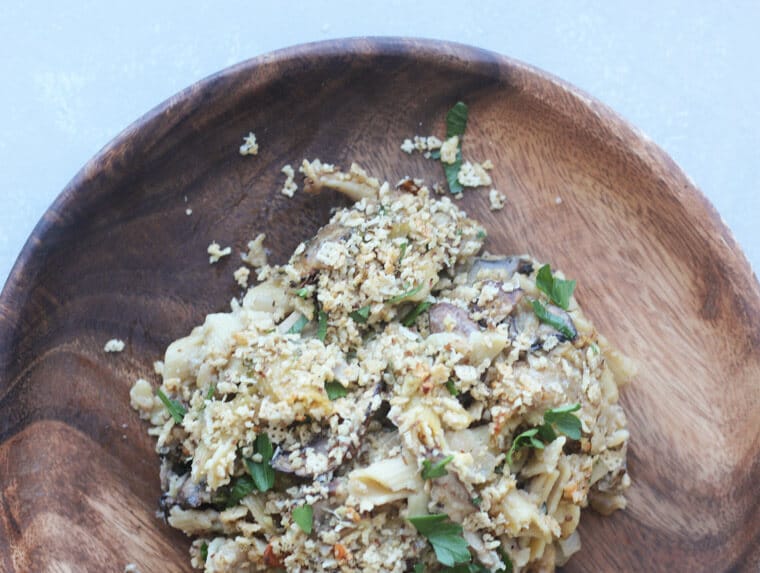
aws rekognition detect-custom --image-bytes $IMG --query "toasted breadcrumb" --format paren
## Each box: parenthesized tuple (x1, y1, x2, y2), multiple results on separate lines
(239, 132, 259, 156)
(233, 266, 250, 288)
(104, 339, 125, 353)
(280, 164, 298, 198)
(400, 135, 443, 157)
(241, 233, 267, 268)
(488, 188, 507, 211)
(207, 242, 232, 264)
(440, 135, 460, 164)
(482, 159, 494, 170)
(457, 161, 493, 188)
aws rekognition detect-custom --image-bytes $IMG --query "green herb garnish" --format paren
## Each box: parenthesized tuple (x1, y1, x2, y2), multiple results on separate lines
(156, 388, 186, 424)
(408, 514, 471, 567)
(421, 455, 454, 480)
(200, 542, 208, 562)
(398, 242, 408, 265)
(286, 314, 309, 334)
(225, 475, 256, 506)
(543, 403, 582, 440)
(292, 504, 313, 534)
(445, 378, 459, 396)
(530, 300, 576, 340)
(324, 381, 348, 400)
(294, 287, 310, 298)
(205, 384, 215, 400)
(475, 229, 486, 240)
(401, 301, 432, 327)
(471, 496, 482, 507)
(506, 403, 582, 464)
(350, 305, 371, 323)
(413, 564, 425, 573)
(244, 433, 275, 493)
(442, 102, 469, 194)
(535, 264, 576, 310)
(387, 283, 424, 304)
(317, 310, 328, 342)
(441, 563, 490, 573)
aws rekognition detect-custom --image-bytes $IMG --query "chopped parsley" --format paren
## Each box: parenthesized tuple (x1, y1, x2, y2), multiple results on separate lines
(401, 301, 432, 327)
(421, 455, 454, 479)
(200, 541, 208, 562)
(222, 475, 256, 506)
(292, 504, 313, 534)
(317, 310, 328, 342)
(294, 287, 310, 298)
(413, 564, 425, 573)
(324, 381, 348, 400)
(445, 378, 459, 396)
(442, 102, 468, 194)
(475, 229, 487, 240)
(350, 305, 371, 323)
(471, 496, 482, 507)
(286, 314, 309, 334)
(535, 264, 576, 310)
(530, 300, 576, 340)
(387, 283, 424, 304)
(408, 514, 471, 567)
(156, 388, 186, 424)
(205, 384, 215, 400)
(590, 342, 600, 355)
(507, 403, 583, 464)
(244, 433, 275, 492)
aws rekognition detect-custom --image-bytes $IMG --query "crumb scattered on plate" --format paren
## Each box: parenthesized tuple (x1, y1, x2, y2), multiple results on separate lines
(489, 188, 507, 211)
(280, 164, 298, 198)
(239, 132, 259, 156)
(233, 266, 250, 288)
(104, 338, 125, 353)
(207, 242, 232, 264)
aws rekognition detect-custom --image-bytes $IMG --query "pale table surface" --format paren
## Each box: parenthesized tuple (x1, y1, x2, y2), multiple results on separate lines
(1, 1, 758, 291)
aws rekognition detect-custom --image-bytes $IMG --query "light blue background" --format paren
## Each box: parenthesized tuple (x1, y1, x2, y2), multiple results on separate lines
(1, 1, 758, 289)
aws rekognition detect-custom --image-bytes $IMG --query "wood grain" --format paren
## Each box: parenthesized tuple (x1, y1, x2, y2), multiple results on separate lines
(1, 38, 758, 572)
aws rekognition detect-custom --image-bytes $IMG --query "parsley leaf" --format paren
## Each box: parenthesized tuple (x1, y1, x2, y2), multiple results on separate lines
(294, 287, 310, 298)
(421, 455, 454, 480)
(292, 504, 313, 534)
(471, 496, 482, 507)
(445, 378, 459, 396)
(497, 549, 514, 572)
(224, 475, 256, 506)
(413, 564, 425, 573)
(530, 300, 576, 340)
(446, 102, 469, 138)
(506, 427, 545, 464)
(507, 404, 583, 464)
(543, 403, 582, 440)
(535, 264, 576, 310)
(475, 229, 487, 240)
(401, 301, 432, 327)
(317, 310, 328, 342)
(408, 514, 471, 567)
(245, 433, 275, 492)
(324, 381, 348, 400)
(442, 563, 490, 573)
(200, 541, 208, 562)
(205, 384, 215, 400)
(286, 314, 309, 334)
(387, 284, 424, 304)
(156, 388, 186, 424)
(350, 305, 371, 323)
(441, 102, 469, 195)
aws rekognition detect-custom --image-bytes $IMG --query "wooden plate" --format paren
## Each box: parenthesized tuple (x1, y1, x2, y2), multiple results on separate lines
(1, 38, 758, 572)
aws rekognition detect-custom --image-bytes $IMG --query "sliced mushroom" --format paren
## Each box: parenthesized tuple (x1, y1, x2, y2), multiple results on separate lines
(468, 256, 532, 284)
(430, 472, 476, 522)
(429, 303, 479, 336)
(271, 383, 383, 477)
(293, 222, 353, 278)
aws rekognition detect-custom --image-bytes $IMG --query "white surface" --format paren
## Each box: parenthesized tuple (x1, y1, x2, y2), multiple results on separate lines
(1, 1, 758, 290)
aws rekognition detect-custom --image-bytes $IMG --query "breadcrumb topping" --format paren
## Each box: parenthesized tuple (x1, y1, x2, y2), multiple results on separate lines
(489, 189, 507, 211)
(280, 164, 298, 198)
(207, 242, 232, 264)
(239, 132, 259, 156)
(104, 339, 125, 353)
